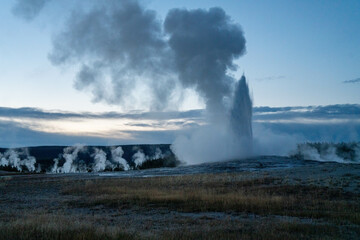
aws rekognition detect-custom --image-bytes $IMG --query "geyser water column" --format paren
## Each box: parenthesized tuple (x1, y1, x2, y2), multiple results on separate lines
(230, 75, 253, 151)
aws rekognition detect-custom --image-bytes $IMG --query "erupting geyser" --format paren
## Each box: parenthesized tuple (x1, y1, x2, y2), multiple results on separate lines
(13, 0, 253, 164)
(230, 75, 253, 145)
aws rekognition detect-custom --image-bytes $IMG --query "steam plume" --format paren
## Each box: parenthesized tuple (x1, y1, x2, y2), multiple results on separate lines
(50, 146, 133, 173)
(111, 146, 130, 171)
(132, 149, 146, 167)
(293, 142, 360, 163)
(92, 148, 107, 172)
(229, 75, 253, 153)
(172, 74, 254, 164)
(164, 7, 246, 114)
(51, 144, 86, 173)
(0, 148, 37, 172)
(49, 0, 174, 110)
(151, 147, 164, 160)
(43, 1, 246, 113)
(14, 0, 254, 164)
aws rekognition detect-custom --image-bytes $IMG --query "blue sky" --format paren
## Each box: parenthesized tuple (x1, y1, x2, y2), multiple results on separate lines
(0, 0, 359, 112)
(0, 0, 359, 147)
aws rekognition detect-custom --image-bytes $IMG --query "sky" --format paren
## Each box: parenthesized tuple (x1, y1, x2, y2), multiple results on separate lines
(0, 0, 359, 112)
(0, 0, 359, 147)
(1, 104, 359, 148)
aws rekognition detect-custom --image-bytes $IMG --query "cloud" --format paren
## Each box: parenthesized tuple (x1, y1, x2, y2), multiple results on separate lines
(1, 104, 359, 122)
(254, 75, 285, 81)
(253, 104, 360, 121)
(343, 77, 360, 84)
(0, 120, 113, 148)
(12, 0, 51, 21)
(0, 118, 180, 148)
(0, 105, 359, 148)
(257, 122, 359, 143)
(0, 106, 204, 121)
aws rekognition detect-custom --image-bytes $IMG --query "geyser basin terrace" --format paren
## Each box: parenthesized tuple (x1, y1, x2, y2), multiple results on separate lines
(1, 157, 360, 240)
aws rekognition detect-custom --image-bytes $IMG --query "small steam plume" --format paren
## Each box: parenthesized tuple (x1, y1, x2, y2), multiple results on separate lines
(293, 142, 360, 163)
(0, 148, 37, 172)
(92, 148, 107, 172)
(131, 147, 166, 168)
(51, 158, 60, 173)
(132, 149, 146, 168)
(150, 147, 164, 160)
(92, 147, 128, 172)
(50, 145, 132, 173)
(111, 146, 130, 171)
(51, 144, 86, 173)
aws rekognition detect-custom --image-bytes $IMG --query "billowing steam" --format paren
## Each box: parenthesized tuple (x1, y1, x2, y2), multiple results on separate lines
(47, 1, 249, 163)
(12, 0, 260, 164)
(0, 148, 37, 172)
(172, 76, 253, 164)
(131, 147, 164, 168)
(111, 147, 130, 171)
(92, 147, 130, 171)
(151, 147, 164, 160)
(132, 150, 146, 168)
(48, 146, 165, 173)
(292, 142, 360, 163)
(48, 0, 175, 110)
(13, 0, 245, 113)
(164, 7, 246, 114)
(92, 148, 107, 172)
(51, 145, 86, 173)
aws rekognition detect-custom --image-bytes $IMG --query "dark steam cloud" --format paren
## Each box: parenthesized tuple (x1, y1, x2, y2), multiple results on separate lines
(164, 8, 246, 113)
(12, 0, 51, 21)
(44, 0, 246, 112)
(49, 0, 174, 110)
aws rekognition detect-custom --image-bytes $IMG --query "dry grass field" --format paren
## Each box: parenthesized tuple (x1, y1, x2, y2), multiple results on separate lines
(1, 163, 360, 239)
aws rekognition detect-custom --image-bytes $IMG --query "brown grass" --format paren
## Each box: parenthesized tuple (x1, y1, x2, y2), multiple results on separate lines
(160, 222, 350, 240)
(1, 213, 355, 240)
(62, 173, 360, 224)
(0, 214, 136, 240)
(2, 172, 360, 239)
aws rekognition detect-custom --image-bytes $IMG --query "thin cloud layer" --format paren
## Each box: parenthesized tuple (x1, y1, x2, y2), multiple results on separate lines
(0, 104, 359, 148)
(12, 0, 51, 21)
(343, 78, 360, 84)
